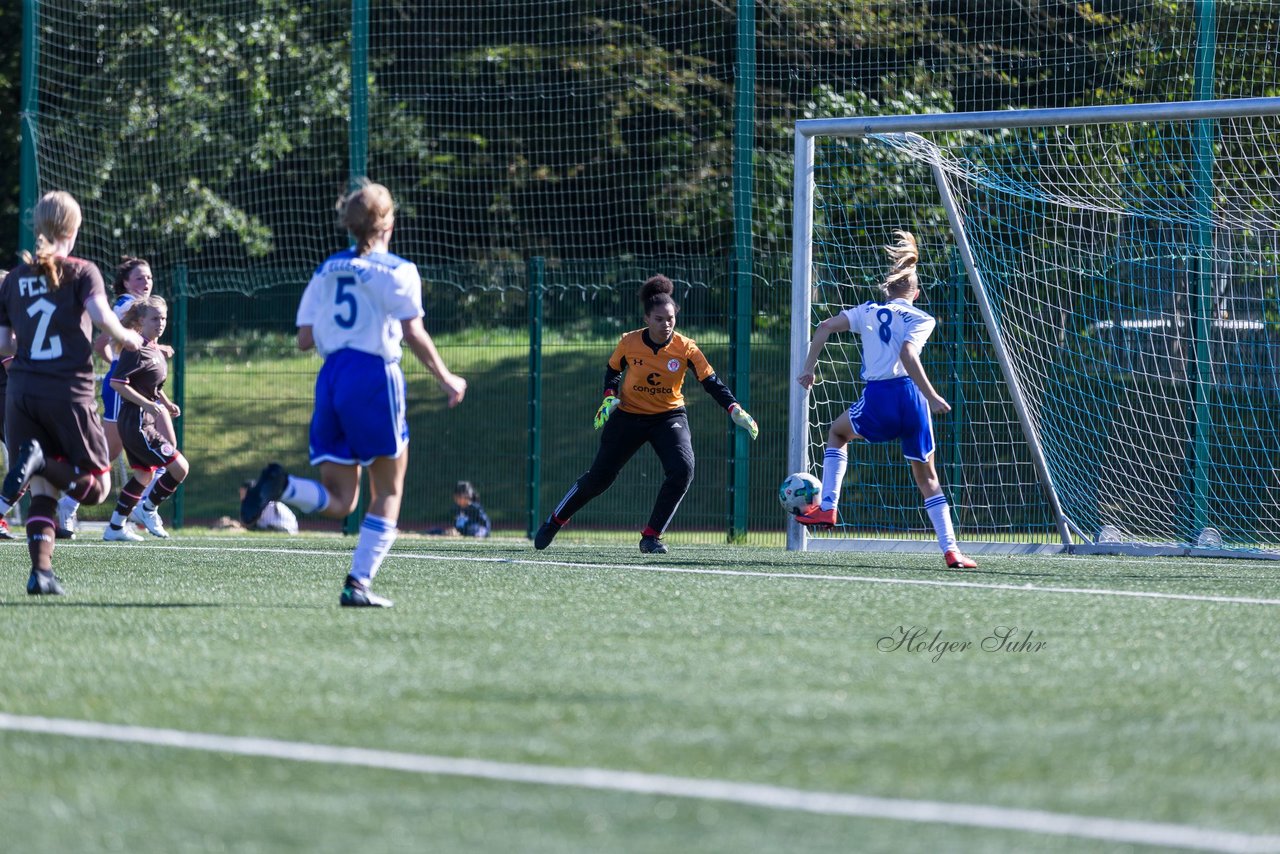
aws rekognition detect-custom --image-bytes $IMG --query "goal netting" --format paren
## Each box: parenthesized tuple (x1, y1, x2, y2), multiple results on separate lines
(791, 98, 1280, 556)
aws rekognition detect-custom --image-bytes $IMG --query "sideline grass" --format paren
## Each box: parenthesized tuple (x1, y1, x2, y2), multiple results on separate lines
(2, 535, 1278, 852)
(166, 328, 795, 543)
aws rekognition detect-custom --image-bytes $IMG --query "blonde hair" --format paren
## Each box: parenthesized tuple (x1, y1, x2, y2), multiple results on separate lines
(881, 230, 920, 299)
(337, 180, 395, 255)
(21, 191, 83, 291)
(120, 295, 168, 331)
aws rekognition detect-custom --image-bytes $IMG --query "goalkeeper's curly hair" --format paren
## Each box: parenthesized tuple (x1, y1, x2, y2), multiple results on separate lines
(640, 274, 678, 316)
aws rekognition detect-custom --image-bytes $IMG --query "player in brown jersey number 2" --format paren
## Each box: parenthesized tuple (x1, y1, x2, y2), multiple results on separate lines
(0, 191, 143, 595)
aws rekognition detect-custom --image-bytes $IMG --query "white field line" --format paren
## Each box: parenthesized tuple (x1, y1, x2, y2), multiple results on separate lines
(1, 713, 1276, 853)
(65, 542, 1280, 607)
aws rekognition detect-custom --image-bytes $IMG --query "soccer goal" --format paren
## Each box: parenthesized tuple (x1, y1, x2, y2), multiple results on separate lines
(789, 96, 1280, 557)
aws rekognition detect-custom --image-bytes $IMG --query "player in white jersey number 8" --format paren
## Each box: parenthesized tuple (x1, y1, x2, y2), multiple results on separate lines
(795, 230, 977, 570)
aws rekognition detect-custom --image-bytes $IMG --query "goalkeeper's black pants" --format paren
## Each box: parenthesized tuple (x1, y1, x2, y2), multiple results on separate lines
(552, 408, 694, 536)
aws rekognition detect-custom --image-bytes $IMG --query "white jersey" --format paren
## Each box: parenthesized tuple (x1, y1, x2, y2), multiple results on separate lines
(841, 298, 937, 381)
(112, 293, 137, 319)
(296, 248, 424, 362)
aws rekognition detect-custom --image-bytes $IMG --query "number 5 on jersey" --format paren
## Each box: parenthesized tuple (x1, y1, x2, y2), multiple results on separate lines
(334, 275, 358, 329)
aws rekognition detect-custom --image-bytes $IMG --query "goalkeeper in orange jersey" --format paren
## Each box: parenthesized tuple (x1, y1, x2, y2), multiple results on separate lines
(534, 274, 758, 555)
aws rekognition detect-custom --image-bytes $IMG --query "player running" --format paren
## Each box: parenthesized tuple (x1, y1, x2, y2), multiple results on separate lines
(241, 180, 467, 607)
(0, 191, 143, 595)
(102, 296, 187, 542)
(60, 257, 174, 538)
(533, 274, 758, 554)
(794, 230, 978, 570)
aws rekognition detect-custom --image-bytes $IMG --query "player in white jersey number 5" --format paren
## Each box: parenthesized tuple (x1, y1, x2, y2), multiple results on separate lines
(241, 181, 467, 607)
(795, 230, 977, 570)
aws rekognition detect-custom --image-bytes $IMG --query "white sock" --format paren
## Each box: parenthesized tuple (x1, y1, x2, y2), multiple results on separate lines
(349, 514, 397, 584)
(140, 467, 165, 502)
(282, 475, 330, 514)
(820, 447, 848, 511)
(58, 494, 80, 516)
(924, 492, 958, 553)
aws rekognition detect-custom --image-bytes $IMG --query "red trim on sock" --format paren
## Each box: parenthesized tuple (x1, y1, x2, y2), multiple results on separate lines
(642, 526, 659, 538)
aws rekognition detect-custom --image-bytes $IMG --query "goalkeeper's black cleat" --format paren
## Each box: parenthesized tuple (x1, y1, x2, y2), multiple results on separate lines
(241, 462, 288, 526)
(533, 516, 562, 550)
(339, 575, 392, 608)
(2, 440, 45, 504)
(639, 534, 668, 555)
(27, 568, 64, 596)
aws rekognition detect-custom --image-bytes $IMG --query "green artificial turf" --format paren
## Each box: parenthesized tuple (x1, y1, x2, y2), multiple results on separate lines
(2, 535, 1277, 852)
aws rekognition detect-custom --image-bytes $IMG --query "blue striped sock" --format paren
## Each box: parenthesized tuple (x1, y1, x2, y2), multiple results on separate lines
(350, 514, 397, 583)
(820, 447, 848, 511)
(282, 475, 330, 514)
(924, 493, 957, 553)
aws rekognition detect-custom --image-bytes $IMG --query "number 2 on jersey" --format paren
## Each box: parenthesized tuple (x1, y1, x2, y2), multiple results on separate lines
(334, 275, 358, 329)
(876, 307, 893, 344)
(27, 297, 63, 360)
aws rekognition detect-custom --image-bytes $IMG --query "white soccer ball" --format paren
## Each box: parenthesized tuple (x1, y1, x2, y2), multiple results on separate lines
(778, 472, 821, 516)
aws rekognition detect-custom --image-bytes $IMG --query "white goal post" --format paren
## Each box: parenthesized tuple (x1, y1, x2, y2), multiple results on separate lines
(788, 96, 1280, 558)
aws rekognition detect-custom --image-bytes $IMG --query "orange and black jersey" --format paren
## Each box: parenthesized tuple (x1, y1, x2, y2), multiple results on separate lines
(604, 329, 739, 416)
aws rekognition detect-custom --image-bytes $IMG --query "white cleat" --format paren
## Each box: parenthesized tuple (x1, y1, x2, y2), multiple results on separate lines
(57, 497, 79, 535)
(130, 504, 170, 538)
(103, 524, 145, 542)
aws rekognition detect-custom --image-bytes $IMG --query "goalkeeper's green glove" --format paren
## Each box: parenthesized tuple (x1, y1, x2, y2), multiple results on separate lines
(594, 394, 620, 429)
(729, 403, 759, 440)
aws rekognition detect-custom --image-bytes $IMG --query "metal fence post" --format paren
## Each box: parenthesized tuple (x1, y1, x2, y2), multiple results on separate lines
(340, 0, 370, 537)
(349, 0, 368, 187)
(1187, 0, 1217, 540)
(19, 0, 39, 253)
(527, 256, 545, 538)
(172, 264, 188, 528)
(948, 249, 964, 510)
(727, 0, 756, 541)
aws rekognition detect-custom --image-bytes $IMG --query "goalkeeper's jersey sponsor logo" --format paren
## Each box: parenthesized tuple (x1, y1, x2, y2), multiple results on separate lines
(607, 329, 715, 415)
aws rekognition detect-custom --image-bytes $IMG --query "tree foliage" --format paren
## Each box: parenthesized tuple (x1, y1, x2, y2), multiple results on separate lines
(8, 0, 1280, 268)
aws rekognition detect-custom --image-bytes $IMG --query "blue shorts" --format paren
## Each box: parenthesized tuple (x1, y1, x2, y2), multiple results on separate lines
(101, 359, 122, 423)
(309, 348, 408, 466)
(848, 376, 935, 462)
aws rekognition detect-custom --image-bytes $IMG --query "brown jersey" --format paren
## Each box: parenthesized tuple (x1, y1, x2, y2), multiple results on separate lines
(0, 258, 106, 402)
(112, 339, 168, 404)
(607, 329, 716, 415)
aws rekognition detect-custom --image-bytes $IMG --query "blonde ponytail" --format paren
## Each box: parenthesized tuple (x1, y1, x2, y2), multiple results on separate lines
(20, 191, 82, 291)
(337, 180, 395, 255)
(881, 230, 919, 298)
